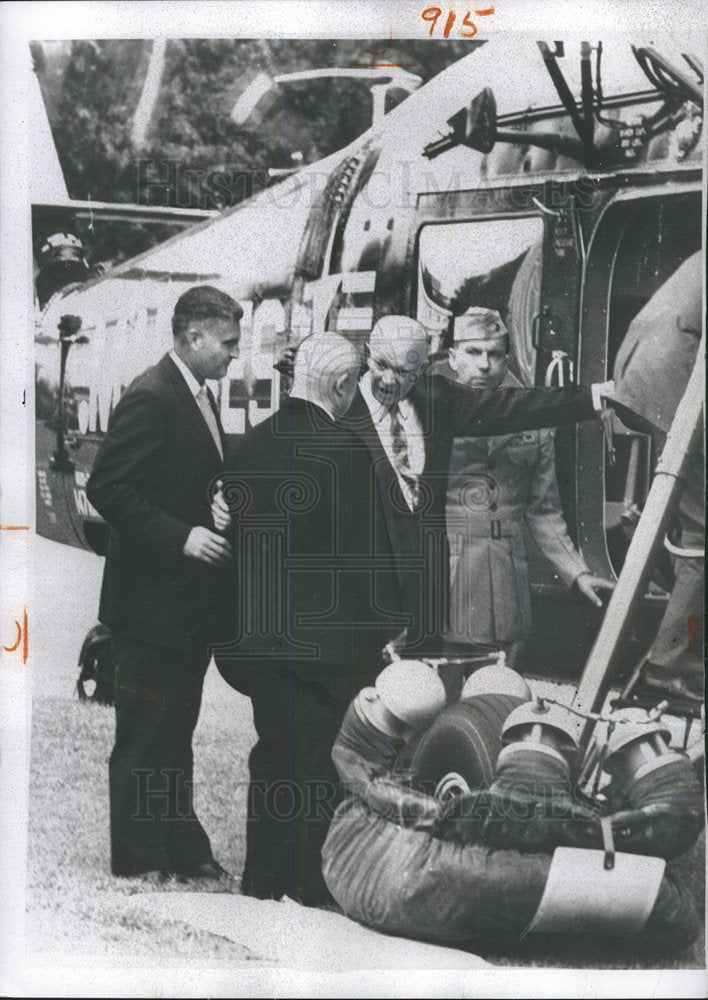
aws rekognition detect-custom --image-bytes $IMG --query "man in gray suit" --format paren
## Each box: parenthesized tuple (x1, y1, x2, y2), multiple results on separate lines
(443, 308, 614, 668)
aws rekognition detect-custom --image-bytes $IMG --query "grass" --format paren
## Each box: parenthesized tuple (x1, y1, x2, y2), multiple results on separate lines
(26, 680, 705, 972)
(26, 691, 255, 964)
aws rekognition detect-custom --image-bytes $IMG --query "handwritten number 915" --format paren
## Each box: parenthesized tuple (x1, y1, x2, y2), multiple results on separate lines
(422, 6, 495, 38)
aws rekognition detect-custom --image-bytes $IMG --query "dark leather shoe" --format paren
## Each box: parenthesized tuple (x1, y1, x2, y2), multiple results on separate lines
(160, 869, 188, 884)
(639, 668, 703, 704)
(115, 868, 180, 883)
(173, 859, 232, 880)
(240, 878, 286, 900)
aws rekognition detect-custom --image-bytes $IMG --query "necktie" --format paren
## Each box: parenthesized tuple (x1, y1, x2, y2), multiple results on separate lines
(196, 386, 223, 459)
(389, 404, 421, 510)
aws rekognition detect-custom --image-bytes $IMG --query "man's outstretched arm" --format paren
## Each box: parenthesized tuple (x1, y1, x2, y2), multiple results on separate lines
(449, 379, 614, 438)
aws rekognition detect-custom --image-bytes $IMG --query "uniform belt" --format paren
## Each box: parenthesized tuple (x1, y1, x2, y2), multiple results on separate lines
(449, 519, 518, 540)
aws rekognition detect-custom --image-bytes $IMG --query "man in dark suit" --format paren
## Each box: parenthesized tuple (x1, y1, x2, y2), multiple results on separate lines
(87, 285, 242, 880)
(213, 333, 403, 905)
(342, 315, 615, 654)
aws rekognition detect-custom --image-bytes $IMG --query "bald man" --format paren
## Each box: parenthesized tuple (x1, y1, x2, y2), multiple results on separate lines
(213, 333, 402, 905)
(341, 314, 615, 653)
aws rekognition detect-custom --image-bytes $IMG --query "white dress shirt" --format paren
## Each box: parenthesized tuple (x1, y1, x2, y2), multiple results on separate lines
(360, 372, 425, 512)
(169, 348, 203, 398)
(169, 349, 223, 458)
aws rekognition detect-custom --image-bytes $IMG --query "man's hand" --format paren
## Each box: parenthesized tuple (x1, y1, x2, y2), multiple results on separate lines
(183, 526, 232, 565)
(574, 572, 615, 608)
(211, 479, 232, 532)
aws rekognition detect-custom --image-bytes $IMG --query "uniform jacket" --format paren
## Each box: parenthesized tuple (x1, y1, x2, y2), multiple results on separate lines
(87, 353, 234, 652)
(218, 396, 403, 676)
(445, 422, 588, 644)
(342, 373, 596, 648)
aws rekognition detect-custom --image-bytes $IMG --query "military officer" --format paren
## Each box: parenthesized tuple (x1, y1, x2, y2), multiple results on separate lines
(443, 308, 614, 668)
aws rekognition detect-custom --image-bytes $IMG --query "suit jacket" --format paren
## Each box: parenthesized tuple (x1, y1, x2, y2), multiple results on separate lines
(87, 353, 234, 652)
(341, 374, 596, 648)
(217, 396, 403, 679)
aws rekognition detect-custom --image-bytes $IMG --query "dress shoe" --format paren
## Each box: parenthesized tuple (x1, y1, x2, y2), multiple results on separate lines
(240, 881, 285, 900)
(160, 869, 189, 884)
(114, 867, 177, 883)
(638, 667, 703, 704)
(171, 859, 232, 880)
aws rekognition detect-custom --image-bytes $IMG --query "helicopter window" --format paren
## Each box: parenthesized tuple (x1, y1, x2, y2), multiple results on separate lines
(605, 196, 701, 377)
(416, 217, 543, 383)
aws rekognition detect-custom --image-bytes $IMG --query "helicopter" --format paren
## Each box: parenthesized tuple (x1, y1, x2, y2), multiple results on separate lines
(34, 36, 704, 685)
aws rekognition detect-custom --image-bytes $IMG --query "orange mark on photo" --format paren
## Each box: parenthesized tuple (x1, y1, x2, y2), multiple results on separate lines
(365, 28, 394, 56)
(348, 63, 415, 69)
(3, 609, 28, 664)
(422, 6, 494, 37)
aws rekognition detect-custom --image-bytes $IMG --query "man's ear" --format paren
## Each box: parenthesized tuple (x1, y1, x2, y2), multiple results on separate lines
(448, 347, 459, 372)
(186, 325, 203, 349)
(333, 372, 349, 399)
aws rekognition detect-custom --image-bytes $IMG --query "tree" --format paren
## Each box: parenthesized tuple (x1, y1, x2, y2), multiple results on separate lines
(35, 38, 480, 216)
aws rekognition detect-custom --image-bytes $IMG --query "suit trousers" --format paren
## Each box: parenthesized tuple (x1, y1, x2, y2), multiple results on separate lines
(109, 633, 213, 876)
(242, 661, 372, 906)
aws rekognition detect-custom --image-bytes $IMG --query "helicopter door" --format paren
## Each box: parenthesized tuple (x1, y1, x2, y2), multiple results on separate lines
(527, 189, 587, 552)
(576, 187, 702, 580)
